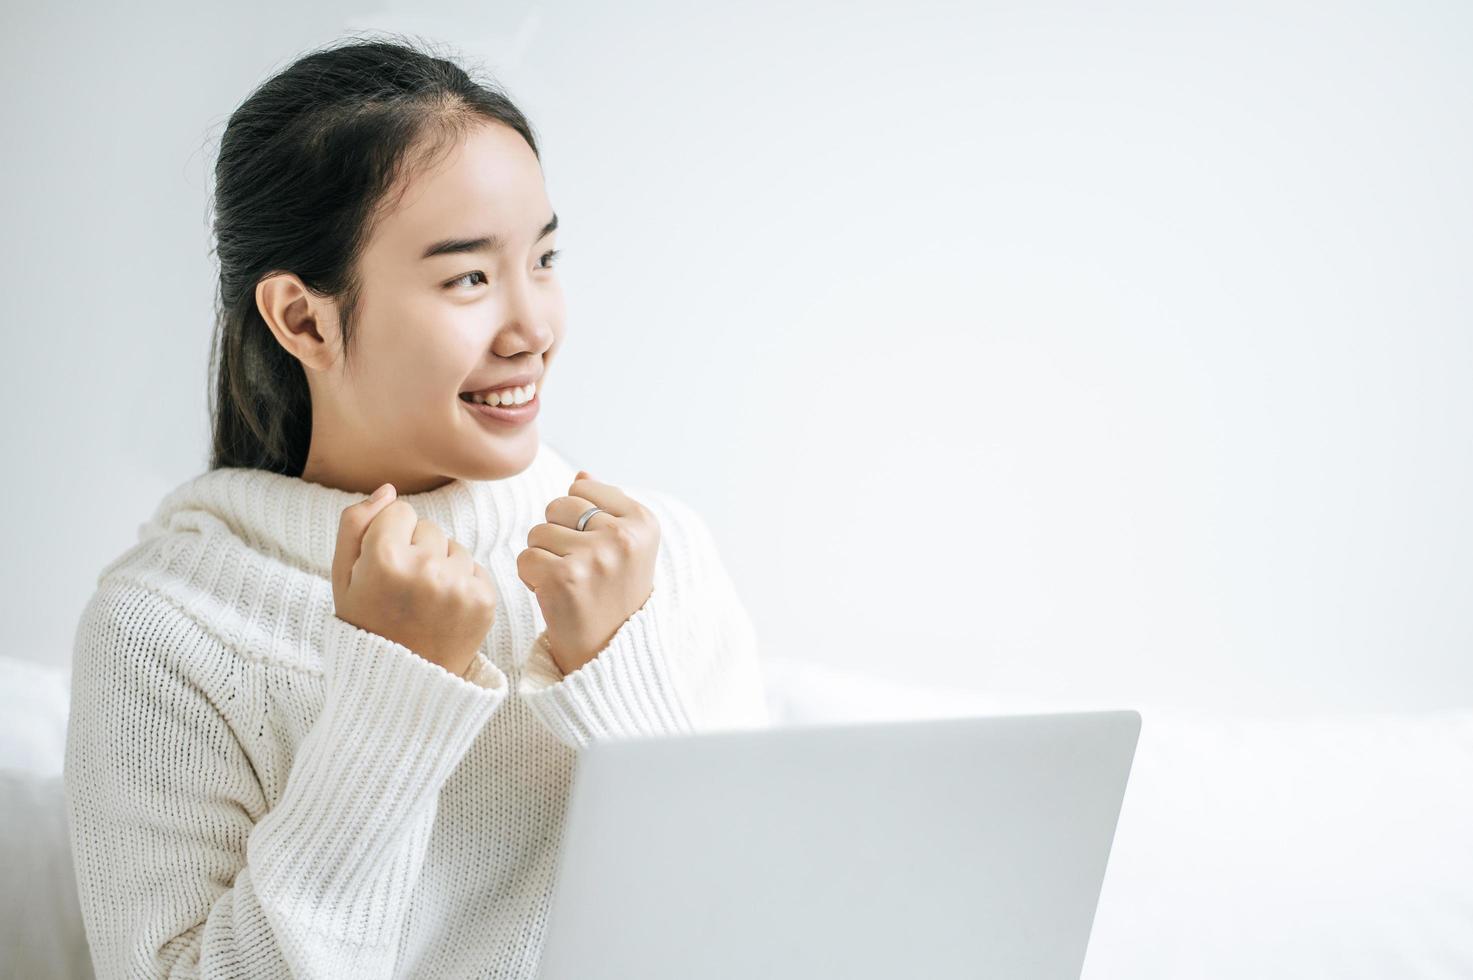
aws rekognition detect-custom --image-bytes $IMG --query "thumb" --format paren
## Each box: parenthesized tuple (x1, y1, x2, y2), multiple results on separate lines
(332, 482, 396, 595)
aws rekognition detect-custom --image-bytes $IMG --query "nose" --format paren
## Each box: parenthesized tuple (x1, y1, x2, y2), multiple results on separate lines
(495, 266, 555, 353)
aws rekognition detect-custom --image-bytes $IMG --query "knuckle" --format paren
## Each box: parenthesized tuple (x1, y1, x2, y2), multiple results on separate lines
(610, 523, 638, 553)
(560, 562, 588, 590)
(376, 549, 416, 583)
(477, 573, 498, 605)
(414, 550, 443, 580)
(590, 547, 618, 575)
(450, 570, 479, 603)
(423, 560, 450, 590)
(635, 506, 658, 534)
(364, 539, 397, 570)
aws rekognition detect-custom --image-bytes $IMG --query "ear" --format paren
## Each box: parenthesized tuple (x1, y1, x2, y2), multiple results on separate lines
(256, 272, 341, 373)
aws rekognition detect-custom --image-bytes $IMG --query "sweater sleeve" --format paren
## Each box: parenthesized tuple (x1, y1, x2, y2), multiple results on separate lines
(63, 578, 508, 980)
(516, 491, 771, 749)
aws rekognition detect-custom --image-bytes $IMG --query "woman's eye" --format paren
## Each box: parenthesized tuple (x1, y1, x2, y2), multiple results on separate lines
(448, 270, 488, 289)
(446, 251, 559, 289)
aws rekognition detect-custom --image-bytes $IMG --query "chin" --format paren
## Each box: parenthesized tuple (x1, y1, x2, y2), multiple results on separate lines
(457, 430, 540, 480)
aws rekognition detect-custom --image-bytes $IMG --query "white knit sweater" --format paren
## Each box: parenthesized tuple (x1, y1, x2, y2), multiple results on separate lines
(63, 440, 770, 979)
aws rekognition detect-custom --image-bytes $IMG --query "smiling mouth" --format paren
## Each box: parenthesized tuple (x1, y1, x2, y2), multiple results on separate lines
(458, 379, 538, 407)
(460, 387, 540, 426)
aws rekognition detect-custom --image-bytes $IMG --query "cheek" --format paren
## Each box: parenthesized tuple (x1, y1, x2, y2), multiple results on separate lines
(381, 328, 472, 399)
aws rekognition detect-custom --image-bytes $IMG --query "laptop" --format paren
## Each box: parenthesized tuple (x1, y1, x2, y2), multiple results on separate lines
(534, 709, 1141, 980)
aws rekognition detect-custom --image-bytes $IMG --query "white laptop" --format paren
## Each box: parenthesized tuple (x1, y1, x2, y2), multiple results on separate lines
(534, 709, 1141, 980)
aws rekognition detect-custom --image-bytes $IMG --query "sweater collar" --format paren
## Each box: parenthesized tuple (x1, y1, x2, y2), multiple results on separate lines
(142, 440, 575, 580)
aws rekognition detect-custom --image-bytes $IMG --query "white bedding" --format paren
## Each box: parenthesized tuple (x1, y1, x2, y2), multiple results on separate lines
(4, 653, 1470, 979)
(761, 656, 1473, 980)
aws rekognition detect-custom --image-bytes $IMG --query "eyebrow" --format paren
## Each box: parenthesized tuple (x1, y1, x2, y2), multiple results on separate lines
(420, 212, 558, 260)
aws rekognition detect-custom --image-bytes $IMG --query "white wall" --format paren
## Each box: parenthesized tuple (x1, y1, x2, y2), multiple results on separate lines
(5, 0, 1469, 714)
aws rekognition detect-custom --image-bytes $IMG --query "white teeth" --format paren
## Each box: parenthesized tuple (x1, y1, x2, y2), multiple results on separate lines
(463, 381, 536, 406)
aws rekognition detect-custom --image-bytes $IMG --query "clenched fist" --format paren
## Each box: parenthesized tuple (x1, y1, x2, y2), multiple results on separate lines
(331, 484, 496, 679)
(516, 470, 660, 677)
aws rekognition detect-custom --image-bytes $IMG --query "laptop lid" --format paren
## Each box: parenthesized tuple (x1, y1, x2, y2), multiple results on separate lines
(535, 709, 1141, 980)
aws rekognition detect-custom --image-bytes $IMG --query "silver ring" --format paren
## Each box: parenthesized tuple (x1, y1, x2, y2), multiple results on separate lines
(575, 506, 604, 531)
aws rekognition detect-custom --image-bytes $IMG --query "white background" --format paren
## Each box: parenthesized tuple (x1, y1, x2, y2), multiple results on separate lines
(5, 0, 1469, 714)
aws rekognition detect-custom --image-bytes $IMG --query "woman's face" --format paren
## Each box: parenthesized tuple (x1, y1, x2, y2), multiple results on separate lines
(279, 120, 565, 495)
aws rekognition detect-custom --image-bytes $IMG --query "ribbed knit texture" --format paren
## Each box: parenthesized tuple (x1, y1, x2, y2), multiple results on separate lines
(62, 440, 770, 979)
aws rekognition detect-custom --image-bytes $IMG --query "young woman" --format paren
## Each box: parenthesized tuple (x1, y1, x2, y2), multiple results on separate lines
(63, 35, 769, 979)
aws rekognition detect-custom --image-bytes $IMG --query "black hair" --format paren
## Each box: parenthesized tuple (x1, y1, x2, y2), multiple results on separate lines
(206, 33, 540, 475)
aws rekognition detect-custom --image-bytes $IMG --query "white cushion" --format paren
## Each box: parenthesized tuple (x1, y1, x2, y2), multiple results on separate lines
(0, 656, 71, 776)
(0, 655, 93, 978)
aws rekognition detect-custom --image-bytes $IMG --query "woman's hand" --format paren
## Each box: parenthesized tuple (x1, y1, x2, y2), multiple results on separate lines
(332, 485, 497, 679)
(517, 470, 660, 676)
